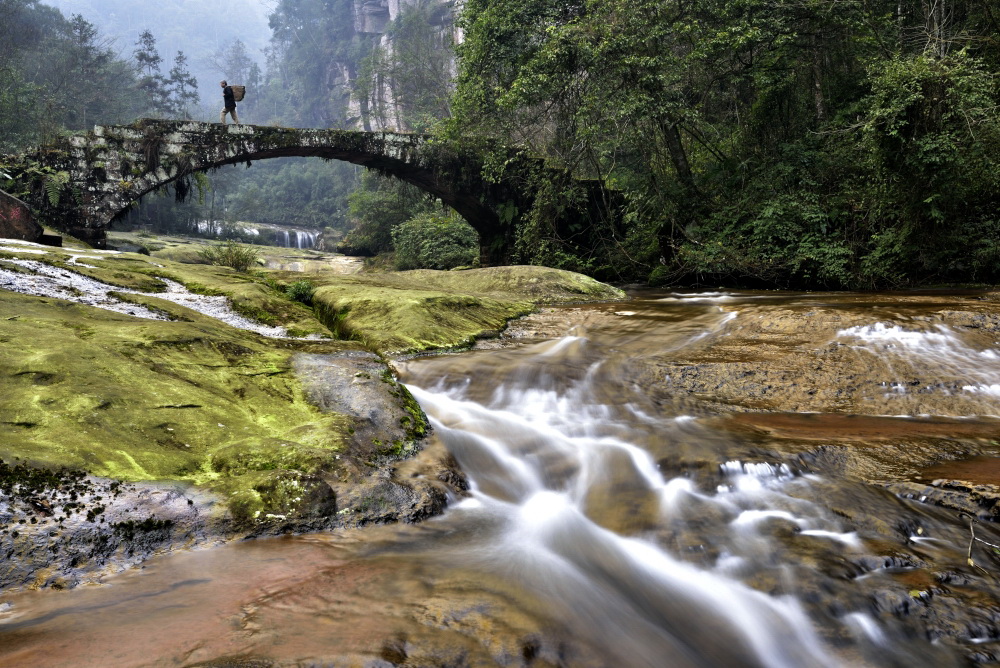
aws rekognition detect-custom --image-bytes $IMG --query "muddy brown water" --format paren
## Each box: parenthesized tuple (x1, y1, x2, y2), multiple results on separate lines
(6, 290, 1000, 666)
(918, 456, 1000, 486)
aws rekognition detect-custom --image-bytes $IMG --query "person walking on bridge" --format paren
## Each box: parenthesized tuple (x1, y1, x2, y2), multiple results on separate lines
(219, 80, 239, 124)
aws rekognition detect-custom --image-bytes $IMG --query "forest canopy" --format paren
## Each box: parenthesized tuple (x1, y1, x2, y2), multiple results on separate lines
(450, 0, 1000, 288)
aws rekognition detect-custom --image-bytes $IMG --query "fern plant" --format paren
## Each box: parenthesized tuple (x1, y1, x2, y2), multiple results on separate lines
(43, 171, 69, 206)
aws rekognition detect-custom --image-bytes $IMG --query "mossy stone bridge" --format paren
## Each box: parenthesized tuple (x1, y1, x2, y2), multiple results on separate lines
(3, 119, 614, 263)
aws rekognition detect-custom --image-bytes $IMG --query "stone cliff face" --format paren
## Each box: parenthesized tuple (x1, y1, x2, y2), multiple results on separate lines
(346, 0, 459, 131)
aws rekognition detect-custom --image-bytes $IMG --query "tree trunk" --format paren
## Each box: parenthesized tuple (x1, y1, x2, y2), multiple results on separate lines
(811, 35, 826, 123)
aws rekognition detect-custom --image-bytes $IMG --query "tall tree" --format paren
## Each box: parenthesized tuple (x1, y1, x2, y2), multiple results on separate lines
(166, 51, 199, 118)
(210, 38, 255, 86)
(58, 14, 136, 129)
(133, 29, 170, 115)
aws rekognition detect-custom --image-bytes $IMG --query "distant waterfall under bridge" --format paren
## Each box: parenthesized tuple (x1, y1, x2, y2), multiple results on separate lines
(187, 221, 320, 249)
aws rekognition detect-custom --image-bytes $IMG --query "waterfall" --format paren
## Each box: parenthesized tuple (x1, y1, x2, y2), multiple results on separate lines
(293, 230, 318, 249)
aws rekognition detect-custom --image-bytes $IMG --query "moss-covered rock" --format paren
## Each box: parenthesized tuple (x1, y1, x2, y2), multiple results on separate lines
(307, 265, 626, 353)
(0, 240, 627, 591)
(0, 289, 349, 484)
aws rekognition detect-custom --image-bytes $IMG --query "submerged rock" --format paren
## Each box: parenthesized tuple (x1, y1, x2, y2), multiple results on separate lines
(0, 464, 216, 591)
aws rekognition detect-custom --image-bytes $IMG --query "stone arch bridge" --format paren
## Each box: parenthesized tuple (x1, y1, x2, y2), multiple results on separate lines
(3, 119, 616, 263)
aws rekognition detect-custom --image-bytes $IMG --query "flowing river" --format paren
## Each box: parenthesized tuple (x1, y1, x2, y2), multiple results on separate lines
(4, 290, 1000, 666)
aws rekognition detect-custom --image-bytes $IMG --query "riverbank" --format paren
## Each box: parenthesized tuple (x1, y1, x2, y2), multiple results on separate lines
(0, 235, 624, 592)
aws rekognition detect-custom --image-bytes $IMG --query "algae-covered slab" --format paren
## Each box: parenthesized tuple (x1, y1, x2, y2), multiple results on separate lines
(0, 289, 351, 485)
(305, 265, 627, 353)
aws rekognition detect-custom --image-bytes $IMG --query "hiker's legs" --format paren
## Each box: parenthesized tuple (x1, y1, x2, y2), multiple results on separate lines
(231, 108, 239, 124)
(220, 107, 227, 124)
(220, 108, 238, 124)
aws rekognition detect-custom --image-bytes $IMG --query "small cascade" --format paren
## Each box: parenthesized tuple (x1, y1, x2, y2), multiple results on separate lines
(177, 221, 319, 248)
(398, 333, 871, 667)
(836, 322, 1000, 411)
(294, 230, 319, 249)
(188, 220, 260, 240)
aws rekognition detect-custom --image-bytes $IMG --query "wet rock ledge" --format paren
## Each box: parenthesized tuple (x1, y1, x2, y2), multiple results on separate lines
(0, 238, 624, 593)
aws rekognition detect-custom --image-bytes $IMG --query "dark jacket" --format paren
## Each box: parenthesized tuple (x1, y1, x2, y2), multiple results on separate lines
(223, 86, 236, 110)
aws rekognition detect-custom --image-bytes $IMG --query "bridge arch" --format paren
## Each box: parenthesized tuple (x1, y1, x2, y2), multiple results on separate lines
(7, 119, 617, 264)
(17, 119, 507, 257)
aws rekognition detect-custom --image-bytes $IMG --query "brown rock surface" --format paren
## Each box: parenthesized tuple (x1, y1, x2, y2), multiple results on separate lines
(0, 190, 41, 242)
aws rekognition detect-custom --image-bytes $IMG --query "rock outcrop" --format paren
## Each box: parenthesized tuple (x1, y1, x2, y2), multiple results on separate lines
(0, 190, 41, 243)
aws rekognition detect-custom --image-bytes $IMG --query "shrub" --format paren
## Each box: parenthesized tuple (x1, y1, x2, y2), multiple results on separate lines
(339, 172, 436, 256)
(392, 212, 479, 270)
(198, 240, 260, 272)
(285, 280, 315, 305)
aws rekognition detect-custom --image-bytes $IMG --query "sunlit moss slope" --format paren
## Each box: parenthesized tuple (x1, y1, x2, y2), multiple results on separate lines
(305, 265, 627, 353)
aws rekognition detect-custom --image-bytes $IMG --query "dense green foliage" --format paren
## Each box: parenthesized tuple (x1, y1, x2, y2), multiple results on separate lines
(285, 280, 316, 305)
(392, 212, 479, 270)
(8, 0, 998, 287)
(452, 0, 1000, 287)
(0, 2, 136, 150)
(337, 171, 439, 256)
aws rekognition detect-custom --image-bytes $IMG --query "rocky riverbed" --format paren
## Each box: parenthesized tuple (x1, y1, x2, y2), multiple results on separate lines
(471, 291, 1000, 662)
(7, 288, 1000, 666)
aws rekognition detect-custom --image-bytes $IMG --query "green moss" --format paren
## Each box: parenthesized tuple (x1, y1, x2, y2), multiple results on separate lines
(209, 438, 337, 476)
(0, 290, 350, 494)
(77, 249, 335, 338)
(311, 282, 528, 353)
(62, 259, 168, 292)
(107, 292, 178, 320)
(211, 469, 333, 526)
(230, 300, 279, 326)
(179, 281, 224, 296)
(307, 266, 624, 354)
(378, 368, 429, 441)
